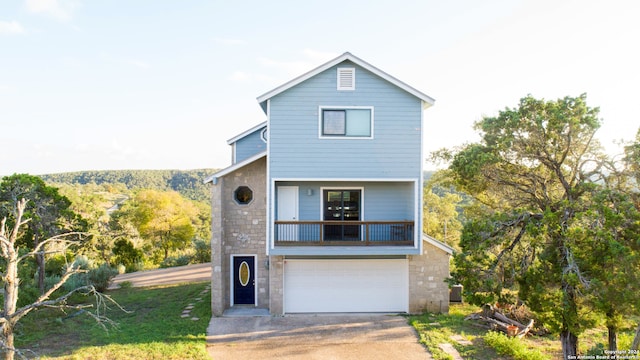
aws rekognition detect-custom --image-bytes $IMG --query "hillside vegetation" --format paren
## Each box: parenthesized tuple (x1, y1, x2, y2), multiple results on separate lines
(40, 169, 217, 202)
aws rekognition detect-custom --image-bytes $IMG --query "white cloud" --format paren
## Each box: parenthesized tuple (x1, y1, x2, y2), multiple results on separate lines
(24, 0, 80, 21)
(0, 21, 25, 34)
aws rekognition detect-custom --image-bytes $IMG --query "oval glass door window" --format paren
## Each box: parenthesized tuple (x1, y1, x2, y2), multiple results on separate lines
(239, 261, 250, 287)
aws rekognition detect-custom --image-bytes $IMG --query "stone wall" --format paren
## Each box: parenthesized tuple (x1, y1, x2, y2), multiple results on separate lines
(408, 241, 451, 314)
(268, 255, 284, 315)
(210, 157, 268, 315)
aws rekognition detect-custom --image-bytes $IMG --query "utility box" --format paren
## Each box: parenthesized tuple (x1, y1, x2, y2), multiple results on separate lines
(450, 285, 463, 303)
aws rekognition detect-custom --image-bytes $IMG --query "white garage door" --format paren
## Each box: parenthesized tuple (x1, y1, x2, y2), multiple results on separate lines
(284, 259, 408, 313)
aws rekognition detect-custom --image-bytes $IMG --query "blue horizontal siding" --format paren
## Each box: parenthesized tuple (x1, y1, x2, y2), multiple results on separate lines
(268, 61, 423, 179)
(234, 128, 266, 163)
(276, 181, 415, 221)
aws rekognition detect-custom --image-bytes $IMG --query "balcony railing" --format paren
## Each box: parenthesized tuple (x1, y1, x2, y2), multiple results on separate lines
(274, 220, 414, 246)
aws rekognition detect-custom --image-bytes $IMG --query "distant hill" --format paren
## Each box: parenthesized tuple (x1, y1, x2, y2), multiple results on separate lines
(40, 169, 218, 202)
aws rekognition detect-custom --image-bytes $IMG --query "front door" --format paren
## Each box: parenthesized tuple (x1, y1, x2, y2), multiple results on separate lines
(277, 186, 299, 240)
(233, 256, 255, 305)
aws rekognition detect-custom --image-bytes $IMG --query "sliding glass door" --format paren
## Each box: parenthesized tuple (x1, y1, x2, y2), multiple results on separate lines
(323, 190, 361, 240)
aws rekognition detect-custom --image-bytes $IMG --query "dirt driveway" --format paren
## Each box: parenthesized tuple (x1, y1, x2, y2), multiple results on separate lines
(207, 314, 433, 360)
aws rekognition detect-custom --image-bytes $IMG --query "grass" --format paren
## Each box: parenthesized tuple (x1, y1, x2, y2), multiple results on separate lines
(12, 282, 211, 360)
(409, 303, 510, 360)
(409, 304, 639, 360)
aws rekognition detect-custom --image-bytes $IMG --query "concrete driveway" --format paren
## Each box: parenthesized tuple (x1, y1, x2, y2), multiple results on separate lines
(206, 314, 433, 360)
(109, 262, 212, 289)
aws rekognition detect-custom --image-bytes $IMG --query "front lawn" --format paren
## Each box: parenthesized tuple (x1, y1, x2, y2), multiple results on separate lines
(409, 304, 638, 360)
(11, 282, 211, 360)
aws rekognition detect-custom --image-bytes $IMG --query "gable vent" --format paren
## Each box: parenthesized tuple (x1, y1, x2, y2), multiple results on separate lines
(337, 67, 355, 90)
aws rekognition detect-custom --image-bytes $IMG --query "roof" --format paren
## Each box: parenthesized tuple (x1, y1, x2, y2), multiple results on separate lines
(203, 151, 267, 184)
(422, 234, 454, 255)
(226, 121, 267, 145)
(256, 52, 435, 113)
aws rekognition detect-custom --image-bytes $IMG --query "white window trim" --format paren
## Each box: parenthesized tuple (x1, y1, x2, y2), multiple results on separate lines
(337, 67, 355, 90)
(318, 106, 374, 139)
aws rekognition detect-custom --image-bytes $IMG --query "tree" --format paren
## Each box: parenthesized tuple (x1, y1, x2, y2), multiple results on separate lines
(54, 183, 118, 265)
(441, 94, 609, 358)
(0, 174, 86, 294)
(0, 199, 122, 360)
(117, 190, 198, 262)
(423, 177, 463, 249)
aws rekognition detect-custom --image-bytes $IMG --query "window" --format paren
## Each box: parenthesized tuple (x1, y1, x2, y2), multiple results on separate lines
(234, 186, 253, 205)
(337, 67, 355, 90)
(320, 107, 373, 138)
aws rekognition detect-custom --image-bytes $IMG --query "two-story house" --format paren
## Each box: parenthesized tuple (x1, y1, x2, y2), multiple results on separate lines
(206, 52, 452, 316)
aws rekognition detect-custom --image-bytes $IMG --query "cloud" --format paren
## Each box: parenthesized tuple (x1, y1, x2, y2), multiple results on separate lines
(0, 20, 25, 34)
(24, 0, 80, 21)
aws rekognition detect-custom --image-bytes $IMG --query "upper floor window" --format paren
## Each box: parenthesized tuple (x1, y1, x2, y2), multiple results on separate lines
(337, 67, 355, 90)
(320, 107, 373, 138)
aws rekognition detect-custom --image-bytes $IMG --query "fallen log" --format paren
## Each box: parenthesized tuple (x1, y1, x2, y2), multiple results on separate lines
(494, 311, 526, 329)
(516, 319, 535, 339)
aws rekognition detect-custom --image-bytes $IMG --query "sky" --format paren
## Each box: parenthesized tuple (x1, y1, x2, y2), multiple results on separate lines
(1, 0, 639, 176)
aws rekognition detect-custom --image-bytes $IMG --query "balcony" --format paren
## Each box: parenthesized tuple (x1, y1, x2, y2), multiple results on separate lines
(274, 220, 414, 246)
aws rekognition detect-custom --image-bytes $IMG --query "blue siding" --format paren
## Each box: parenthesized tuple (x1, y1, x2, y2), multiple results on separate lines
(234, 127, 266, 163)
(268, 61, 423, 179)
(276, 181, 415, 221)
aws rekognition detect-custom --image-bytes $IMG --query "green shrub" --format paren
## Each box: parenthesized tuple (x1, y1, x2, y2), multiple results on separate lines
(484, 331, 549, 360)
(160, 255, 191, 268)
(45, 254, 69, 276)
(116, 263, 126, 274)
(192, 239, 211, 264)
(112, 239, 143, 272)
(88, 264, 119, 292)
(63, 272, 89, 292)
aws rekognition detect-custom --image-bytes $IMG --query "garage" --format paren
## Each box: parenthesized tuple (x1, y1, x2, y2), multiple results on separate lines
(283, 258, 409, 313)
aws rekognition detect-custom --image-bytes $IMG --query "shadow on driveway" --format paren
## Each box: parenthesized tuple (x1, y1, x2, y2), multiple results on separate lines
(207, 314, 433, 360)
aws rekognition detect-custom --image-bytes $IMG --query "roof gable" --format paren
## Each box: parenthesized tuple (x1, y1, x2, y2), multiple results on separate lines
(256, 52, 435, 113)
(226, 121, 267, 145)
(422, 234, 454, 255)
(203, 151, 267, 184)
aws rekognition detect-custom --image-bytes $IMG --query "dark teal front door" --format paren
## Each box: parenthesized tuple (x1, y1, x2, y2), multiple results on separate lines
(233, 256, 255, 305)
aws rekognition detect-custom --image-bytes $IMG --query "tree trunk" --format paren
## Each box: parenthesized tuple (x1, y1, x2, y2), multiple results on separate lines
(3, 250, 19, 360)
(36, 252, 45, 294)
(561, 330, 578, 359)
(631, 323, 640, 351)
(608, 325, 617, 352)
(3, 328, 15, 360)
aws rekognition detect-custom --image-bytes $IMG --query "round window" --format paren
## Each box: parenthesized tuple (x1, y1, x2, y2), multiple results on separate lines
(234, 186, 253, 205)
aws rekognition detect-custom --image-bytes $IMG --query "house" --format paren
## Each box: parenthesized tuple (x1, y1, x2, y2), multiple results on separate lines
(206, 52, 453, 316)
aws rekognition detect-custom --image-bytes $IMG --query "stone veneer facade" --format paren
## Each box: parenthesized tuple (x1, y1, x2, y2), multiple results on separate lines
(210, 157, 451, 316)
(409, 242, 451, 313)
(210, 157, 267, 316)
